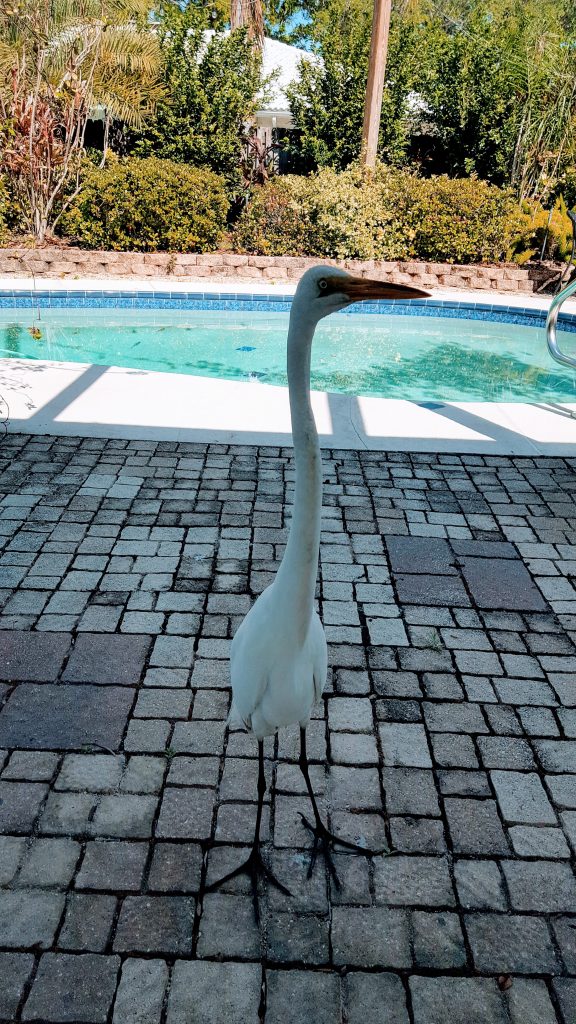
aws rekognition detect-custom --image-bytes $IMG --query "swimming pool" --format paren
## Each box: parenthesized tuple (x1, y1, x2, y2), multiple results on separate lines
(1, 293, 575, 403)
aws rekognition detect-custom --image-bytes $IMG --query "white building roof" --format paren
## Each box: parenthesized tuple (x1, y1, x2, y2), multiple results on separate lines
(258, 36, 316, 112)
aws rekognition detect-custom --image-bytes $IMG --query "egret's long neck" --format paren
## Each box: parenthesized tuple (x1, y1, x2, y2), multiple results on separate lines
(275, 308, 322, 634)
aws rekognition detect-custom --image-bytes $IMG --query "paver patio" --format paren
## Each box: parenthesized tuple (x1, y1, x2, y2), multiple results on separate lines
(0, 431, 575, 1023)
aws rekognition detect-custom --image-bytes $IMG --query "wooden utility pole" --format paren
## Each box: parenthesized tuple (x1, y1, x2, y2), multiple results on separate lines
(360, 0, 392, 169)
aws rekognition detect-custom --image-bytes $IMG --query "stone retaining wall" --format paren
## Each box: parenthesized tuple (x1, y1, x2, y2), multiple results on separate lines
(0, 246, 562, 294)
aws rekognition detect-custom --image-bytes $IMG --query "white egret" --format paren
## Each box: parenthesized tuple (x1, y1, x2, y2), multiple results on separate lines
(208, 266, 430, 908)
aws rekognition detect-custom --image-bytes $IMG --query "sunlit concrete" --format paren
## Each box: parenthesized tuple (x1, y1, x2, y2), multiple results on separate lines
(2, 357, 575, 455)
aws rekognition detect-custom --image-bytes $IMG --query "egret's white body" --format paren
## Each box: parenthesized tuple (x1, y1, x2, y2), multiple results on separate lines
(228, 265, 428, 742)
(210, 265, 429, 905)
(230, 585, 327, 737)
(228, 267, 333, 741)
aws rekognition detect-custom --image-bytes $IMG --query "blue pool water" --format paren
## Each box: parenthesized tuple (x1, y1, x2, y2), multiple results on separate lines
(1, 302, 575, 403)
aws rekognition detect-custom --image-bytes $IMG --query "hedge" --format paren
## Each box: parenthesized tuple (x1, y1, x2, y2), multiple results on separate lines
(60, 157, 229, 252)
(57, 158, 573, 264)
(233, 165, 568, 264)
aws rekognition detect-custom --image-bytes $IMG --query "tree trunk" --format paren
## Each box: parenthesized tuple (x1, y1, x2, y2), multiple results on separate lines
(230, 0, 243, 30)
(231, 0, 264, 46)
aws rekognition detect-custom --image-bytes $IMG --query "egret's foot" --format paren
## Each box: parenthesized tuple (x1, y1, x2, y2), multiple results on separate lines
(300, 813, 389, 889)
(205, 844, 292, 922)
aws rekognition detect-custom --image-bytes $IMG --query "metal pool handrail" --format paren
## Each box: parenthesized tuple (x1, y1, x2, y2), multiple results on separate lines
(546, 275, 576, 369)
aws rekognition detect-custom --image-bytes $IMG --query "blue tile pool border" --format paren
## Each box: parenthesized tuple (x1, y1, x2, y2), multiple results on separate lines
(0, 289, 574, 333)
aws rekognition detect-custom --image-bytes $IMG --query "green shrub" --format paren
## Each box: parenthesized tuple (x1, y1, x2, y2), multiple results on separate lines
(411, 175, 521, 263)
(234, 166, 523, 264)
(60, 157, 228, 252)
(306, 166, 423, 261)
(232, 175, 316, 256)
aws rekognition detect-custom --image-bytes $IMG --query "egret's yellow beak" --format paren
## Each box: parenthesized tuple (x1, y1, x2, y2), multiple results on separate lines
(338, 275, 431, 302)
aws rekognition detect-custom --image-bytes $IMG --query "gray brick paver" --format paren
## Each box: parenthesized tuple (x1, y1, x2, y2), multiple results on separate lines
(3, 436, 576, 1024)
(167, 961, 261, 1024)
(465, 912, 560, 974)
(112, 958, 169, 1024)
(509, 824, 571, 858)
(17, 837, 80, 887)
(504, 979, 560, 1024)
(0, 834, 26, 883)
(0, 780, 48, 831)
(332, 906, 411, 967)
(410, 976, 509, 1024)
(374, 855, 455, 907)
(0, 953, 35, 1020)
(22, 952, 120, 1022)
(501, 859, 576, 912)
(490, 769, 557, 823)
(0, 890, 65, 947)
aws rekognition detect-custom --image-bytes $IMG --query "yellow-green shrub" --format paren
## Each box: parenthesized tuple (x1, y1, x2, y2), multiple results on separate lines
(511, 196, 573, 264)
(234, 166, 524, 264)
(234, 166, 422, 260)
(60, 157, 228, 252)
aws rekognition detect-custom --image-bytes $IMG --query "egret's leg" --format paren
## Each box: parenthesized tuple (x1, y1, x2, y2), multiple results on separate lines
(298, 726, 388, 887)
(205, 740, 291, 921)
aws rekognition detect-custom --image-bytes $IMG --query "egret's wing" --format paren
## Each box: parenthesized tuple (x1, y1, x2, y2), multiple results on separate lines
(310, 610, 328, 702)
(313, 669, 324, 702)
(229, 619, 270, 730)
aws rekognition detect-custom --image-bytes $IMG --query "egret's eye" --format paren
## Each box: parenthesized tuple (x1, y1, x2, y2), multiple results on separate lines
(318, 279, 328, 292)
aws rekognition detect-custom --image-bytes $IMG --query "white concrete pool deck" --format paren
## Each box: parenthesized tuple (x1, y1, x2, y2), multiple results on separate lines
(1, 276, 575, 456)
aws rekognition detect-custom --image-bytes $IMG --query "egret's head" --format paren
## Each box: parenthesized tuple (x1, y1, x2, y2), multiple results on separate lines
(294, 265, 430, 323)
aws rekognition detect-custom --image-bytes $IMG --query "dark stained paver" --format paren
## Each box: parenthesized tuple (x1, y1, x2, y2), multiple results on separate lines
(0, 631, 70, 681)
(461, 557, 548, 611)
(63, 633, 151, 685)
(0, 434, 575, 1024)
(113, 895, 195, 954)
(386, 537, 457, 575)
(395, 573, 471, 606)
(0, 684, 133, 749)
